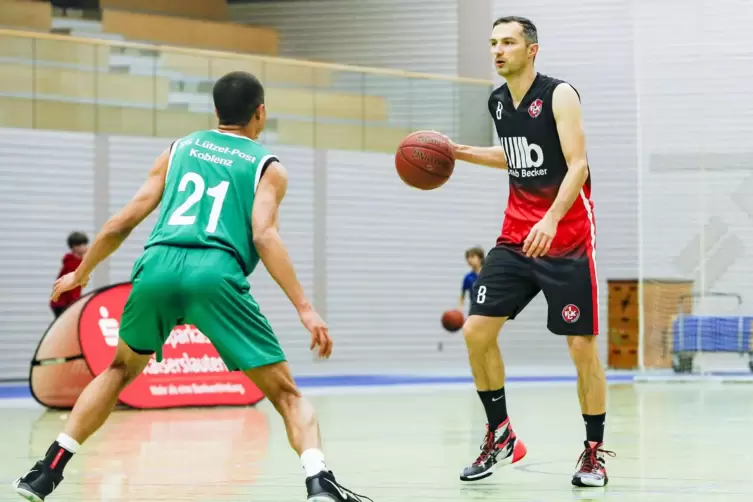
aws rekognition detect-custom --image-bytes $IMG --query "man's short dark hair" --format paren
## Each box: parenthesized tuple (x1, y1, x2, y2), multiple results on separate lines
(493, 16, 538, 45)
(212, 71, 265, 126)
(67, 231, 88, 249)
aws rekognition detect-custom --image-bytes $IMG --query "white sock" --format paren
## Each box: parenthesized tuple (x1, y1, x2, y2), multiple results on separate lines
(56, 433, 80, 454)
(300, 448, 327, 478)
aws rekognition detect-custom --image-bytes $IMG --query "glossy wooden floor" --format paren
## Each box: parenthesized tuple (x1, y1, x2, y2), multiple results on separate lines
(2, 382, 753, 501)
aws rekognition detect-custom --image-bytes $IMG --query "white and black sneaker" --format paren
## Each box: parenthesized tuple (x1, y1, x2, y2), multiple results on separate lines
(306, 470, 372, 501)
(12, 461, 63, 502)
(460, 418, 527, 481)
(572, 441, 615, 488)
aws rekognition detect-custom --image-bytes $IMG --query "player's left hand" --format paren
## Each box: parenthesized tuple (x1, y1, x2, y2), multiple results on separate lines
(51, 272, 89, 302)
(429, 130, 457, 157)
(300, 307, 333, 359)
(523, 213, 557, 258)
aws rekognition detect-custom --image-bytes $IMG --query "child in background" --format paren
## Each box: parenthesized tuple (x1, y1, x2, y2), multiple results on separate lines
(459, 246, 484, 312)
(50, 231, 89, 318)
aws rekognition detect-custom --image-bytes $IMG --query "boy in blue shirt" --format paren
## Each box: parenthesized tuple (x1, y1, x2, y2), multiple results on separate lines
(459, 247, 484, 311)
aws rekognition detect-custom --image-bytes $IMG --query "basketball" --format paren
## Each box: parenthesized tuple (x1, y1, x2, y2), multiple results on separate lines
(395, 131, 455, 190)
(441, 309, 465, 333)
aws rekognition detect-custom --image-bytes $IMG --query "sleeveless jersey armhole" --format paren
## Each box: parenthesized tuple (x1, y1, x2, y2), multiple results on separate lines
(165, 140, 178, 181)
(253, 154, 280, 193)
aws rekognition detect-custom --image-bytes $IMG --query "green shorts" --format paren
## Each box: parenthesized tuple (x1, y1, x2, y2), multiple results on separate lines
(118, 245, 286, 371)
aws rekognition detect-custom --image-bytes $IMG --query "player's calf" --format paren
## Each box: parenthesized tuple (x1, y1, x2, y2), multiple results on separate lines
(566, 335, 614, 487)
(243, 363, 371, 501)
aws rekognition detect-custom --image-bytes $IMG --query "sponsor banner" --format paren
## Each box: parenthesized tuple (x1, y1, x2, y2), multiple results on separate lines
(31, 283, 265, 409)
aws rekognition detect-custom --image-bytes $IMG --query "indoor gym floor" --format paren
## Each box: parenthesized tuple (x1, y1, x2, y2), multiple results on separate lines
(2, 381, 753, 501)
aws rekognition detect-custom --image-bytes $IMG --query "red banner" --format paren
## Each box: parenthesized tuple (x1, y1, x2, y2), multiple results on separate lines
(31, 283, 265, 409)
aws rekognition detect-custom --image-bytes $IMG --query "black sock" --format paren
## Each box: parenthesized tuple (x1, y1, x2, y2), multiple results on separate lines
(583, 413, 606, 444)
(42, 441, 75, 473)
(478, 388, 508, 431)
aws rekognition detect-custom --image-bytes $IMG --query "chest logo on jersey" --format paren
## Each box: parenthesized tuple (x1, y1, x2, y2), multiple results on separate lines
(528, 99, 543, 118)
(501, 137, 547, 178)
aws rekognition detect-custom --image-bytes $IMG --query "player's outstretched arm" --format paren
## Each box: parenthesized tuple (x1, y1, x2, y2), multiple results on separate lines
(453, 144, 508, 170)
(51, 148, 169, 301)
(251, 162, 309, 311)
(427, 131, 507, 170)
(252, 162, 332, 357)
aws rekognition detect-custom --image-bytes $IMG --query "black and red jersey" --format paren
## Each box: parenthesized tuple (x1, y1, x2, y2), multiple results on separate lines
(488, 73, 595, 258)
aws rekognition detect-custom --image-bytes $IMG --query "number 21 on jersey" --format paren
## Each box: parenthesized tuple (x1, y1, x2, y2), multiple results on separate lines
(168, 172, 229, 233)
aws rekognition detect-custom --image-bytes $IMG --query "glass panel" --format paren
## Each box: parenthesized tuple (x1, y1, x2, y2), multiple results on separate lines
(98, 42, 156, 136)
(156, 48, 212, 137)
(0, 35, 33, 129)
(33, 38, 95, 132)
(263, 59, 316, 148)
(0, 31, 493, 149)
(314, 67, 364, 150)
(456, 81, 494, 147)
(363, 73, 410, 153)
(408, 78, 454, 137)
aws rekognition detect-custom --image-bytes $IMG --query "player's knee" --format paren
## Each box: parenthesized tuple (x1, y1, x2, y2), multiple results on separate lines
(107, 358, 141, 386)
(265, 377, 302, 412)
(567, 335, 599, 365)
(463, 317, 499, 349)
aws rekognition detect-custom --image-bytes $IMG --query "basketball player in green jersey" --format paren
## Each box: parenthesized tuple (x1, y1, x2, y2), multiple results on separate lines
(13, 72, 370, 502)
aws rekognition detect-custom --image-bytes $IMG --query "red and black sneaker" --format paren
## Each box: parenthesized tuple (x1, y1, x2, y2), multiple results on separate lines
(460, 418, 527, 481)
(572, 441, 615, 487)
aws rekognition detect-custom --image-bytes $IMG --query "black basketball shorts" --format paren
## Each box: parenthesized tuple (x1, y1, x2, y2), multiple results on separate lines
(469, 245, 599, 336)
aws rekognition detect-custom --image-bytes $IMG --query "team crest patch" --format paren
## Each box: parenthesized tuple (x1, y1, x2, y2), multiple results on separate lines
(562, 304, 580, 324)
(528, 99, 543, 118)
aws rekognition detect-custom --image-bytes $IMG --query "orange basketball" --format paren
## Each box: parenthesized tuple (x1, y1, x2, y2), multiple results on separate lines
(441, 309, 465, 333)
(395, 131, 455, 190)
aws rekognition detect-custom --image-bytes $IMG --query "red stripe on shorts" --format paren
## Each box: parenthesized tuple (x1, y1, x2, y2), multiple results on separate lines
(580, 190, 599, 336)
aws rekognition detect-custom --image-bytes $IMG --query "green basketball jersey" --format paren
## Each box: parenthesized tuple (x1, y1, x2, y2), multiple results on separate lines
(144, 129, 278, 276)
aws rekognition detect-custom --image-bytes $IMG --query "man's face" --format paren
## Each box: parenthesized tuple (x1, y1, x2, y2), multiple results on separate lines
(490, 22, 537, 76)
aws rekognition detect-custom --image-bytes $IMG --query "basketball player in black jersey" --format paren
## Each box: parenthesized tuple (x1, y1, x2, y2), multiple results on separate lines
(440, 16, 614, 487)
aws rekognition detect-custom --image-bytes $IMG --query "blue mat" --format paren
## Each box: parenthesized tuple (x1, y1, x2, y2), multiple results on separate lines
(672, 315, 753, 353)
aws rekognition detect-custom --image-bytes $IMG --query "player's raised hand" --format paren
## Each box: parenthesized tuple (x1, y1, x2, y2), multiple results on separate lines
(523, 213, 557, 258)
(299, 308, 333, 358)
(51, 272, 89, 302)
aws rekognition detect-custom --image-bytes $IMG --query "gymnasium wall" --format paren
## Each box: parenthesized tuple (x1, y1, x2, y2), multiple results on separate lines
(229, 0, 460, 75)
(632, 0, 753, 312)
(0, 128, 506, 380)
